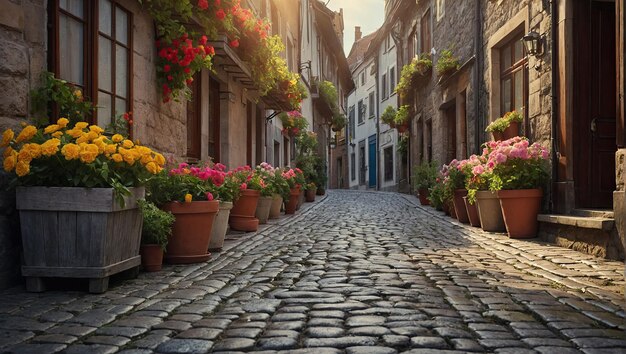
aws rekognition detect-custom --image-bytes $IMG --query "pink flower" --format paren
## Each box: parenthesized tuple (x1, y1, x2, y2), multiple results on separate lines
(495, 153, 507, 164)
(472, 165, 485, 176)
(240, 183, 247, 190)
(206, 192, 214, 201)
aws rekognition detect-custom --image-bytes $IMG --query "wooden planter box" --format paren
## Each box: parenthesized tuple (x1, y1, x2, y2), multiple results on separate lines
(16, 186, 145, 293)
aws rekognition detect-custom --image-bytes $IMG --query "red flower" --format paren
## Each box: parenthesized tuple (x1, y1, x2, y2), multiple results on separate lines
(216, 9, 226, 20)
(163, 64, 171, 73)
(186, 78, 194, 86)
(199, 35, 208, 46)
(167, 75, 173, 81)
(230, 39, 240, 48)
(205, 45, 215, 56)
(184, 67, 191, 74)
(198, 0, 208, 10)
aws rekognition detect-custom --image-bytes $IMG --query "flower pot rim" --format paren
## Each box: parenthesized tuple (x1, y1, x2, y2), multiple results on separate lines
(497, 188, 543, 198)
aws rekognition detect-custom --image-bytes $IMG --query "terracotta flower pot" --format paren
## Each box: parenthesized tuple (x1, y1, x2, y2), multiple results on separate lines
(209, 201, 233, 251)
(418, 188, 430, 205)
(452, 189, 470, 223)
(501, 121, 520, 140)
(269, 195, 283, 219)
(296, 190, 304, 210)
(475, 190, 506, 232)
(316, 188, 326, 196)
(229, 189, 261, 232)
(140, 244, 164, 272)
(463, 196, 481, 227)
(162, 200, 219, 264)
(491, 130, 503, 141)
(498, 188, 543, 239)
(305, 189, 316, 202)
(285, 187, 300, 214)
(255, 196, 273, 224)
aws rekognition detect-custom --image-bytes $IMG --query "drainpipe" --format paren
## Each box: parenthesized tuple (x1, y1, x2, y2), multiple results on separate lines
(550, 0, 559, 212)
(474, 0, 482, 154)
(375, 55, 381, 191)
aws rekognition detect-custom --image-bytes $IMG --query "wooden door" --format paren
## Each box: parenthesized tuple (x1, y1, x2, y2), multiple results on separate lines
(368, 135, 377, 188)
(575, 1, 617, 208)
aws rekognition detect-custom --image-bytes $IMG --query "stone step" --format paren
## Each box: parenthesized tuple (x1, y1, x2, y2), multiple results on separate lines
(537, 214, 615, 232)
(570, 209, 614, 219)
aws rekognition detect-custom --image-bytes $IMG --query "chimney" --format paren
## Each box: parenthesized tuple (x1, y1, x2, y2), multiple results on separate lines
(355, 26, 362, 41)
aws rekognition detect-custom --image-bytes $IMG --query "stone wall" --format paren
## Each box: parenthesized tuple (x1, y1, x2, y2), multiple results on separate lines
(0, 0, 47, 289)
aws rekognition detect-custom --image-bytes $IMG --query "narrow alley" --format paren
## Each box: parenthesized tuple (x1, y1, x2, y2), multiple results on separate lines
(0, 191, 624, 354)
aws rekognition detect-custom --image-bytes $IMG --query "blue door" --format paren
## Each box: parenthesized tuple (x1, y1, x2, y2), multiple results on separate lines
(368, 135, 377, 188)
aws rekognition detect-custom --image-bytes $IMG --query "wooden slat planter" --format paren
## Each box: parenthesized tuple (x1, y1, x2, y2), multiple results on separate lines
(16, 186, 144, 293)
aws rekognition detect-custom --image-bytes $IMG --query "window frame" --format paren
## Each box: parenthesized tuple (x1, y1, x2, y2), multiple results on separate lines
(389, 66, 396, 96)
(49, 0, 134, 127)
(368, 92, 375, 118)
(420, 8, 432, 55)
(499, 32, 528, 132)
(381, 73, 388, 100)
(357, 99, 364, 125)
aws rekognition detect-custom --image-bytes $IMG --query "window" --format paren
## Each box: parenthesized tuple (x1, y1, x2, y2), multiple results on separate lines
(382, 73, 388, 99)
(349, 105, 355, 140)
(53, 0, 132, 127)
(436, 0, 445, 22)
(389, 67, 396, 95)
(361, 71, 365, 85)
(420, 9, 432, 55)
(357, 99, 364, 124)
(368, 92, 375, 117)
(384, 146, 394, 181)
(500, 33, 528, 125)
(350, 152, 356, 181)
(408, 27, 418, 58)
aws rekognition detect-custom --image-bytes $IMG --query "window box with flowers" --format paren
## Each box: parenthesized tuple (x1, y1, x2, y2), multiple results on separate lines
(395, 54, 433, 98)
(1, 119, 166, 292)
(279, 111, 309, 137)
(436, 49, 460, 77)
(394, 105, 411, 133)
(485, 111, 523, 141)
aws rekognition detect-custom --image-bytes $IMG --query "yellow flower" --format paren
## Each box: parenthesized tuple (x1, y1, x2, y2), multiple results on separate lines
(22, 143, 42, 160)
(86, 131, 99, 141)
(79, 144, 99, 163)
(15, 125, 37, 143)
(15, 160, 30, 177)
(61, 143, 81, 160)
(3, 154, 16, 172)
(122, 139, 134, 149)
(154, 153, 166, 166)
(89, 125, 104, 134)
(184, 193, 193, 203)
(111, 153, 123, 163)
(43, 124, 61, 134)
(74, 89, 83, 99)
(1, 129, 14, 147)
(66, 129, 84, 139)
(51, 131, 63, 138)
(119, 148, 138, 165)
(145, 161, 159, 174)
(40, 139, 60, 156)
(57, 118, 69, 128)
(3, 146, 15, 158)
(74, 122, 89, 130)
(75, 134, 89, 144)
(112, 134, 124, 143)
(18, 148, 33, 163)
(104, 144, 117, 154)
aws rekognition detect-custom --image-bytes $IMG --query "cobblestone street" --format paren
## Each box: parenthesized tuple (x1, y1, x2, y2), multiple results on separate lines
(1, 190, 625, 354)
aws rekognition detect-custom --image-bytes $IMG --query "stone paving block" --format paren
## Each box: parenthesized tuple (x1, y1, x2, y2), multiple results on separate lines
(535, 347, 584, 354)
(304, 336, 378, 348)
(4, 343, 66, 354)
(156, 339, 214, 353)
(176, 328, 222, 340)
(257, 336, 299, 350)
(211, 337, 255, 351)
(345, 346, 398, 354)
(347, 326, 391, 336)
(63, 344, 118, 354)
(410, 336, 449, 349)
(131, 334, 171, 350)
(450, 338, 485, 352)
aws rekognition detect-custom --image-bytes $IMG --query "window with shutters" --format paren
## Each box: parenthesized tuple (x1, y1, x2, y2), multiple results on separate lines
(420, 9, 431, 55)
(51, 0, 132, 127)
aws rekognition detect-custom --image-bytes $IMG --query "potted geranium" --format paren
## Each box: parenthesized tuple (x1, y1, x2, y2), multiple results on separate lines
(147, 164, 219, 263)
(138, 200, 175, 272)
(443, 160, 469, 223)
(428, 178, 445, 211)
(269, 167, 291, 219)
(1, 119, 165, 292)
(279, 111, 308, 137)
(305, 182, 316, 202)
(488, 137, 550, 238)
(486, 111, 523, 141)
(467, 142, 506, 232)
(458, 156, 483, 227)
(254, 163, 277, 224)
(412, 160, 438, 205)
(282, 168, 301, 214)
(228, 165, 263, 231)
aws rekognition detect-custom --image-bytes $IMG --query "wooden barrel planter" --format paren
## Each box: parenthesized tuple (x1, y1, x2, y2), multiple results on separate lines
(16, 186, 145, 293)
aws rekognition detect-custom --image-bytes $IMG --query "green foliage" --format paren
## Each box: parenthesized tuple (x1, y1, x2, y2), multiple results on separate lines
(381, 105, 397, 125)
(395, 105, 411, 125)
(397, 135, 409, 156)
(395, 54, 432, 97)
(428, 182, 445, 210)
(319, 81, 338, 107)
(485, 111, 524, 133)
(489, 158, 549, 191)
(296, 131, 318, 155)
(312, 156, 328, 189)
(138, 199, 174, 249)
(331, 112, 347, 131)
(436, 49, 460, 76)
(412, 160, 438, 190)
(30, 71, 95, 126)
(105, 113, 131, 137)
(145, 171, 212, 206)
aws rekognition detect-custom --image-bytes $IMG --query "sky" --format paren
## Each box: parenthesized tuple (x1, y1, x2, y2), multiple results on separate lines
(324, 0, 385, 55)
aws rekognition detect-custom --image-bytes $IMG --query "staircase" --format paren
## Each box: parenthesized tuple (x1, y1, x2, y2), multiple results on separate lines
(537, 209, 623, 261)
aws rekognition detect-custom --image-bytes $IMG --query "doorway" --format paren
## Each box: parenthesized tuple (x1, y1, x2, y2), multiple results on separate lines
(368, 135, 377, 188)
(573, 0, 617, 208)
(359, 140, 366, 186)
(445, 103, 457, 163)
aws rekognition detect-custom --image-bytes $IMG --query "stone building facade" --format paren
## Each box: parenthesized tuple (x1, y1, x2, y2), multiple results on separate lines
(0, 0, 305, 288)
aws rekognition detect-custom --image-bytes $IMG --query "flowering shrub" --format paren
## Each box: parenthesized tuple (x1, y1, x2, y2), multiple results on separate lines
(485, 111, 523, 133)
(281, 167, 305, 189)
(255, 163, 290, 199)
(485, 137, 550, 191)
(30, 71, 95, 125)
(279, 111, 308, 136)
(228, 165, 266, 193)
(1, 119, 165, 203)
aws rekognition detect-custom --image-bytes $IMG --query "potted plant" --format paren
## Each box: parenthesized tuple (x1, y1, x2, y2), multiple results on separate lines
(313, 156, 328, 195)
(394, 105, 411, 133)
(305, 182, 316, 202)
(467, 142, 505, 232)
(269, 167, 290, 219)
(2, 119, 165, 292)
(488, 137, 550, 238)
(381, 105, 397, 127)
(412, 160, 438, 205)
(146, 165, 219, 263)
(279, 111, 309, 137)
(228, 166, 263, 231)
(428, 179, 445, 211)
(459, 156, 483, 227)
(282, 168, 304, 214)
(138, 200, 174, 272)
(442, 160, 469, 223)
(436, 49, 460, 77)
(486, 111, 523, 141)
(395, 54, 432, 98)
(254, 163, 277, 224)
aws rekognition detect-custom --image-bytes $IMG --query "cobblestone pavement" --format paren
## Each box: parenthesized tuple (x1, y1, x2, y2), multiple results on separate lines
(1, 190, 625, 354)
